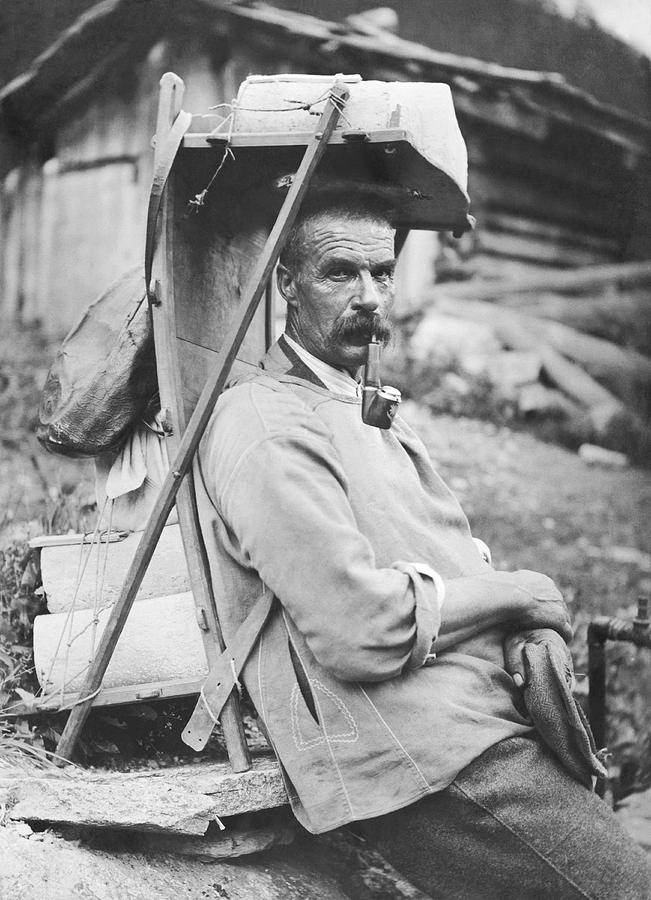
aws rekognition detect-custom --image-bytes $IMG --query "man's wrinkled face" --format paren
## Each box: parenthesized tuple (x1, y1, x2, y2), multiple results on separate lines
(278, 213, 396, 372)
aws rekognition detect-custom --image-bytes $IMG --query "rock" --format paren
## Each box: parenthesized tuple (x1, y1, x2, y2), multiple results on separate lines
(578, 444, 628, 468)
(616, 788, 651, 853)
(484, 351, 541, 397)
(409, 311, 501, 371)
(3, 756, 287, 835)
(440, 372, 471, 396)
(607, 546, 651, 570)
(136, 822, 295, 861)
(517, 383, 581, 418)
(0, 825, 351, 900)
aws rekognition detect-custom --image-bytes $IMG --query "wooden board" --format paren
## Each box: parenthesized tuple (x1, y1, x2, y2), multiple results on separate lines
(167, 146, 271, 421)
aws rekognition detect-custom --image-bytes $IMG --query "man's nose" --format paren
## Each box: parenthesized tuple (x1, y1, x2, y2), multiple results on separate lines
(351, 271, 380, 312)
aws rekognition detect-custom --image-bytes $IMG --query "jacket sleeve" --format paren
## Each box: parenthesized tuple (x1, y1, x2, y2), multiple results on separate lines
(211, 419, 443, 682)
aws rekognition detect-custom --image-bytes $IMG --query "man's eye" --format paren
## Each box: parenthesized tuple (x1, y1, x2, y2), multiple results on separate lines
(328, 268, 354, 280)
(374, 267, 395, 281)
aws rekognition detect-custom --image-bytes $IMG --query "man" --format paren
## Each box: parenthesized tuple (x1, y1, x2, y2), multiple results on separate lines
(194, 196, 650, 898)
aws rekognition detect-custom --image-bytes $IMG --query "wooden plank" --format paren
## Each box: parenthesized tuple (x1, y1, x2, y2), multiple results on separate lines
(2, 756, 287, 833)
(29, 532, 129, 549)
(481, 211, 622, 256)
(55, 77, 350, 765)
(466, 129, 628, 198)
(470, 169, 626, 236)
(6, 677, 204, 715)
(183, 127, 412, 149)
(476, 229, 614, 268)
(151, 72, 251, 774)
(418, 260, 651, 306)
(464, 254, 555, 282)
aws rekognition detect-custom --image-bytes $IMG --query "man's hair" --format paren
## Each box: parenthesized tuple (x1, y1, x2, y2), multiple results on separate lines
(279, 193, 394, 274)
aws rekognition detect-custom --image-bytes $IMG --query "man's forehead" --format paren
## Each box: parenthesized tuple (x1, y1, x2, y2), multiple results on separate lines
(299, 212, 395, 259)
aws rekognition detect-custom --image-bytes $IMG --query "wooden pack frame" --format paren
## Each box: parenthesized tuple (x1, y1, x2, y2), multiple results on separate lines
(54, 73, 350, 768)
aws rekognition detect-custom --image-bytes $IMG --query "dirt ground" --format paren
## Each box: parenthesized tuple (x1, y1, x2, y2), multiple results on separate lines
(1, 324, 650, 792)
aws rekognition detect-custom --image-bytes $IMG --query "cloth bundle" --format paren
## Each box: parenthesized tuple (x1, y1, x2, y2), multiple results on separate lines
(523, 637, 607, 787)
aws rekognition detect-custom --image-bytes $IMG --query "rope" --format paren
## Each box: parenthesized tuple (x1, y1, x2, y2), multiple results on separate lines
(187, 107, 236, 214)
(188, 82, 351, 214)
(88, 499, 114, 663)
(37, 497, 124, 708)
(38, 500, 109, 703)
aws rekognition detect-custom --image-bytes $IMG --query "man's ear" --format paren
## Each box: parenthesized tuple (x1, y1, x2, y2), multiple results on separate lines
(276, 264, 299, 307)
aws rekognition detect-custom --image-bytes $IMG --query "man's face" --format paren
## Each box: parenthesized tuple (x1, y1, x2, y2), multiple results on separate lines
(278, 213, 396, 372)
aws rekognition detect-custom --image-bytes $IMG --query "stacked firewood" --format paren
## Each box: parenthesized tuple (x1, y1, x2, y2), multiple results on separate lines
(402, 261, 651, 463)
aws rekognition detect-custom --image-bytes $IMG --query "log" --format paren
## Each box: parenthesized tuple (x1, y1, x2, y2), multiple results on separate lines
(2, 755, 287, 834)
(38, 524, 190, 613)
(501, 291, 651, 355)
(416, 260, 651, 306)
(531, 317, 651, 412)
(469, 169, 622, 235)
(481, 212, 622, 256)
(433, 296, 651, 414)
(33, 592, 208, 695)
(476, 229, 614, 268)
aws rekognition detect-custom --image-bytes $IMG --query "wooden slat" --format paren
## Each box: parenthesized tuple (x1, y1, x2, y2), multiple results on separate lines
(470, 169, 626, 236)
(183, 127, 412, 149)
(5, 678, 204, 716)
(151, 73, 251, 773)
(481, 211, 622, 255)
(414, 260, 651, 307)
(476, 229, 614, 268)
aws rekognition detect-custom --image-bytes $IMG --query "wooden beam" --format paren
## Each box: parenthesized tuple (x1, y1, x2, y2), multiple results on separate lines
(150, 72, 251, 773)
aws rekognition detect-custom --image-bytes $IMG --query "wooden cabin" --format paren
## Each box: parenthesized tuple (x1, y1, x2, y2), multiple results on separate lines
(0, 0, 650, 335)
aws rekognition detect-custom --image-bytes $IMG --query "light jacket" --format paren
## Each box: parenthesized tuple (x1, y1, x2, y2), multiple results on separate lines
(194, 338, 531, 833)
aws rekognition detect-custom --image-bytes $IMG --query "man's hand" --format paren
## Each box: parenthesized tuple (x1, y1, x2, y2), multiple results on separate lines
(490, 570, 572, 640)
(504, 627, 574, 689)
(436, 569, 571, 653)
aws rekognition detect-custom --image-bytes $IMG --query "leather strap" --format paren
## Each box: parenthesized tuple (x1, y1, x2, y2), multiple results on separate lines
(182, 589, 277, 750)
(144, 109, 193, 300)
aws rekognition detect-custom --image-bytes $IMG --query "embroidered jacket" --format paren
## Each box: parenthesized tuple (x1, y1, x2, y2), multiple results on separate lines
(194, 338, 531, 833)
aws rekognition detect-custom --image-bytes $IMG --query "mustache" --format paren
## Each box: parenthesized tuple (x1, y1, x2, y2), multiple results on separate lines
(332, 311, 393, 345)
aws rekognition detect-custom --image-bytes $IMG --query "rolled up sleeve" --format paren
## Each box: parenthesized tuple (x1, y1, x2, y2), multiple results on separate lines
(213, 422, 443, 682)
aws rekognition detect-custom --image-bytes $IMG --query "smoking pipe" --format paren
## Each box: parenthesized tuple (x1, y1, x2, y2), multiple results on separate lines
(361, 335, 401, 429)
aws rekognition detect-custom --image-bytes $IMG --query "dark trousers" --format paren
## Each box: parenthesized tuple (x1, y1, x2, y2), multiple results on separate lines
(359, 736, 651, 899)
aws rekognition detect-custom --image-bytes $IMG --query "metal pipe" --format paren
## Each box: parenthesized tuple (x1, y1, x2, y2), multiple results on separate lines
(361, 336, 401, 429)
(587, 596, 650, 793)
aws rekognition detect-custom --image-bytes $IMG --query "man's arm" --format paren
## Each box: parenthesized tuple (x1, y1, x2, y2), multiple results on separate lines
(435, 570, 572, 654)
